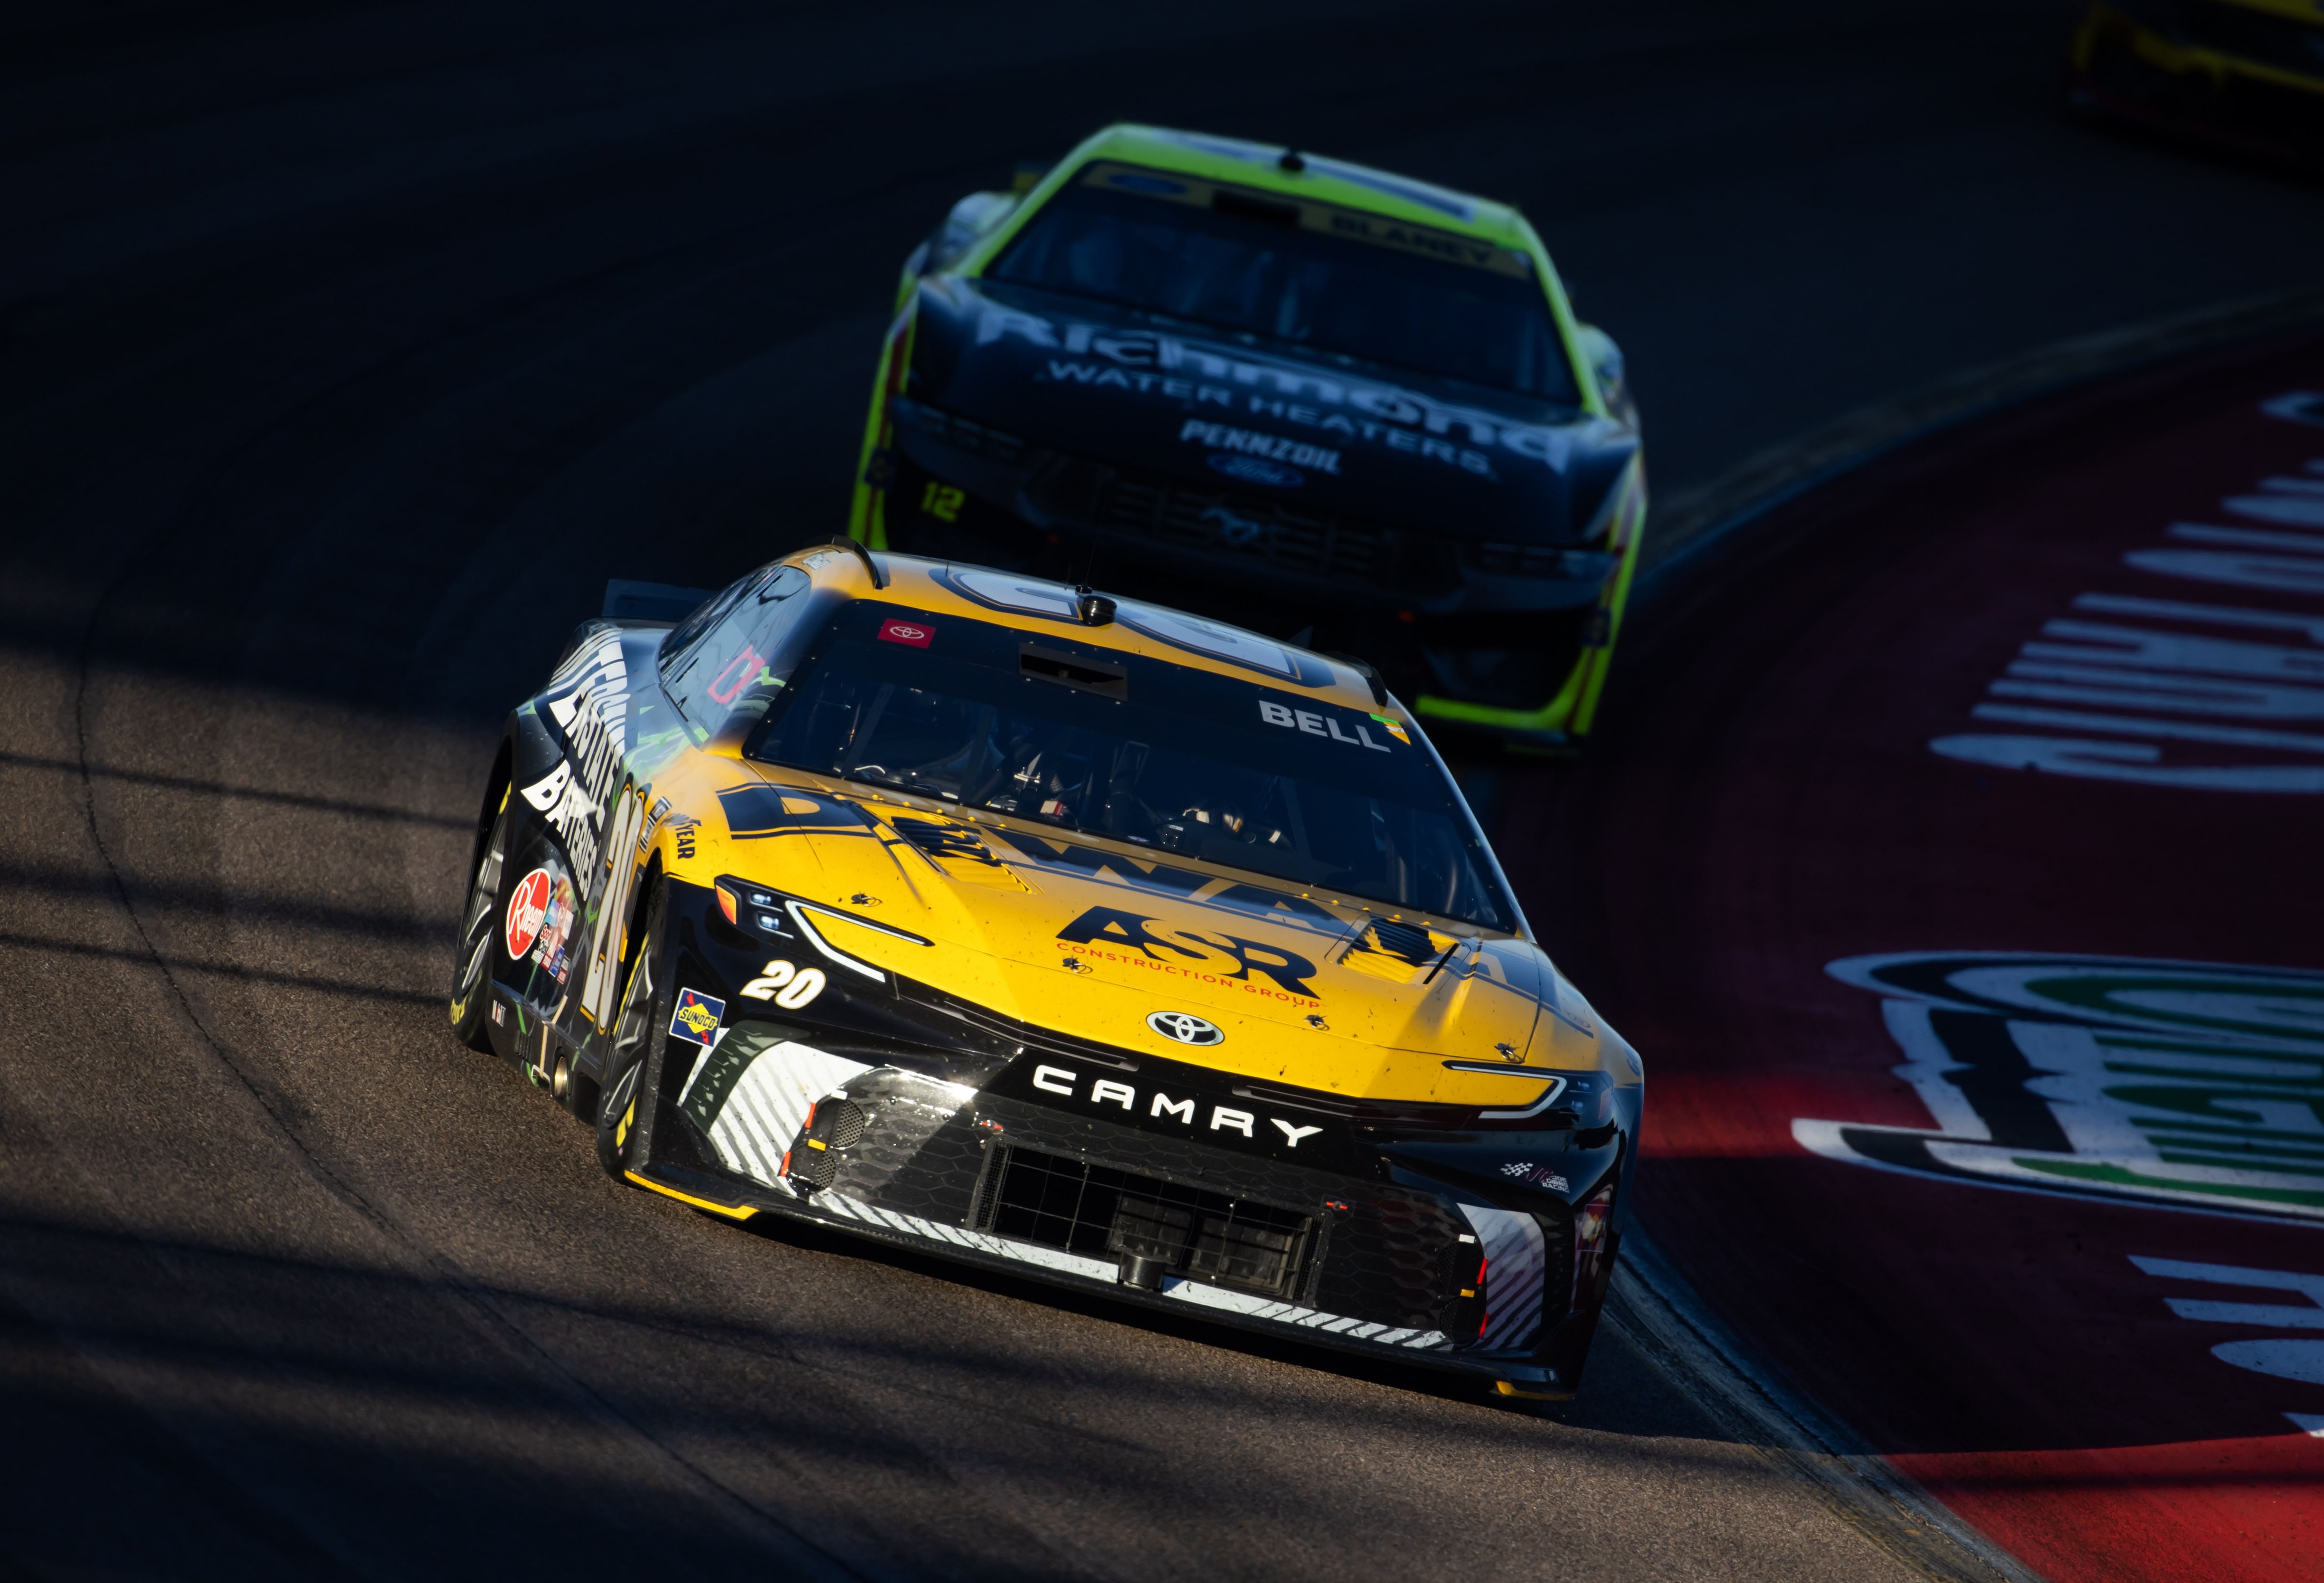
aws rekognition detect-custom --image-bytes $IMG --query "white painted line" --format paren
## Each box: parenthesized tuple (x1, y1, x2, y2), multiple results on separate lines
(2071, 592, 2324, 641)
(1969, 702, 2324, 755)
(1609, 1229, 2045, 1583)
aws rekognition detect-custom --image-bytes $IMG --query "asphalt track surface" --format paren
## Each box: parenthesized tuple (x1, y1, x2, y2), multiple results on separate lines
(5, 3, 2324, 1578)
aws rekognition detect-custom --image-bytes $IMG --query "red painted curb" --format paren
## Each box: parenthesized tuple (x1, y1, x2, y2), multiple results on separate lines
(1507, 333, 2324, 1583)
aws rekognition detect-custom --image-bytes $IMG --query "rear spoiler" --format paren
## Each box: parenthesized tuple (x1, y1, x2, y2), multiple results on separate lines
(602, 579, 713, 623)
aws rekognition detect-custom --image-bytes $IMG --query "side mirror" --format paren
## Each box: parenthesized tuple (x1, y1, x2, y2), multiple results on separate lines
(920, 190, 1022, 277)
(1573, 323, 1635, 426)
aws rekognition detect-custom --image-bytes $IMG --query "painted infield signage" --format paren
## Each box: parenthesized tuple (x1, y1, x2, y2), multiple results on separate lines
(2131, 1254, 2324, 1421)
(1799, 966, 2324, 1463)
(1796, 952, 2324, 1221)
(1932, 393, 2324, 792)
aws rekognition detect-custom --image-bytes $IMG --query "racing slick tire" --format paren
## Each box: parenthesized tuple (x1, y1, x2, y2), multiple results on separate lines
(448, 791, 511, 1053)
(594, 877, 668, 1181)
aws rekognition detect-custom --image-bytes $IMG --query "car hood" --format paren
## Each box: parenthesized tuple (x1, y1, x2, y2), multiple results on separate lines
(903, 275, 1639, 546)
(712, 769, 1613, 1106)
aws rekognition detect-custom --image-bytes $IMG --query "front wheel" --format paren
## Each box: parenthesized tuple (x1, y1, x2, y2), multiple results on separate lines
(595, 877, 668, 1180)
(448, 792, 510, 1052)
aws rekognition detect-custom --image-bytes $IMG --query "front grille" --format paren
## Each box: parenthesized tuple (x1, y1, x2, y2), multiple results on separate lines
(1469, 541, 1568, 578)
(1464, 541, 1619, 583)
(1095, 470, 1396, 582)
(2179, 0, 2324, 78)
(895, 400, 1027, 466)
(974, 1144, 1316, 1300)
(895, 978, 1144, 1071)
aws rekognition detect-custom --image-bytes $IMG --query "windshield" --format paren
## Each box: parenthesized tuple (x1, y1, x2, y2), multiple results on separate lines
(746, 602, 1515, 930)
(987, 167, 1578, 406)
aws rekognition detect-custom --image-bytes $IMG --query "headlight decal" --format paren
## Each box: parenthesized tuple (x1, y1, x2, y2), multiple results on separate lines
(1458, 1203, 1547, 1353)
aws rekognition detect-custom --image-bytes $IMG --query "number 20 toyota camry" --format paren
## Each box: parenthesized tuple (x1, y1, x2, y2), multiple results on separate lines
(450, 541, 1642, 1400)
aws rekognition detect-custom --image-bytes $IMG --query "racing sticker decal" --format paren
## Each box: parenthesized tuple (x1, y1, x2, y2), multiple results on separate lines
(1258, 698, 1393, 751)
(668, 987, 727, 1047)
(521, 637, 632, 875)
(987, 828, 1339, 929)
(1178, 419, 1341, 478)
(576, 780, 655, 1030)
(1055, 905, 1322, 1002)
(738, 959, 826, 1009)
(1794, 951, 2324, 1222)
(960, 295, 1558, 480)
(987, 1058, 1347, 1168)
(718, 784, 871, 840)
(879, 618, 935, 648)
(532, 871, 578, 984)
(504, 868, 552, 959)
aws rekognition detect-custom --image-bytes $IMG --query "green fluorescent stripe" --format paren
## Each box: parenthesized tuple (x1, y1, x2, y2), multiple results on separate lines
(2102, 1063, 2324, 1087)
(2136, 1119, 2324, 1145)
(2017, 1157, 2324, 1206)
(2148, 1135, 2324, 1160)
(2156, 1151, 2324, 1179)
(2147, 1138, 2324, 1164)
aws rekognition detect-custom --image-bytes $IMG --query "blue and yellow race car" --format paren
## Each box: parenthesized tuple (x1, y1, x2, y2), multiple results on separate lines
(849, 125, 1646, 752)
(455, 544, 1644, 1400)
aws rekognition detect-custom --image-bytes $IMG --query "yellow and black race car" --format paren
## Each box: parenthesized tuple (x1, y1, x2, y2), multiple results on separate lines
(453, 543, 1642, 1399)
(2068, 0, 2324, 157)
(849, 124, 1646, 753)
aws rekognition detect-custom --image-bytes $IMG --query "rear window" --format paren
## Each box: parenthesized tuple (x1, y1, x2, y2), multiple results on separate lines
(747, 602, 1515, 930)
(986, 164, 1578, 406)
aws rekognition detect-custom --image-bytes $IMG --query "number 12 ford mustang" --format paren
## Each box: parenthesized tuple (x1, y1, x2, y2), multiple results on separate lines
(452, 543, 1642, 1399)
(851, 124, 1647, 752)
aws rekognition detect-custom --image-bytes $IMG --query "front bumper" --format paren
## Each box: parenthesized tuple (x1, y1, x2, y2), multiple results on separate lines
(634, 1059, 1619, 1395)
(622, 883, 1633, 1394)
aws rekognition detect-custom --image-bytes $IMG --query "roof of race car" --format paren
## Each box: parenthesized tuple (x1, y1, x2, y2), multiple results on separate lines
(792, 544, 1403, 720)
(1018, 124, 1533, 250)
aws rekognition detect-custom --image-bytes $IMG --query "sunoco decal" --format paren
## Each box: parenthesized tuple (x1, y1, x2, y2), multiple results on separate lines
(1795, 951, 2324, 1222)
(669, 987, 727, 1047)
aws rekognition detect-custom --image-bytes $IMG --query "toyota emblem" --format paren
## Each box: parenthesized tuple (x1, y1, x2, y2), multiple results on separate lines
(1146, 1010, 1224, 1046)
